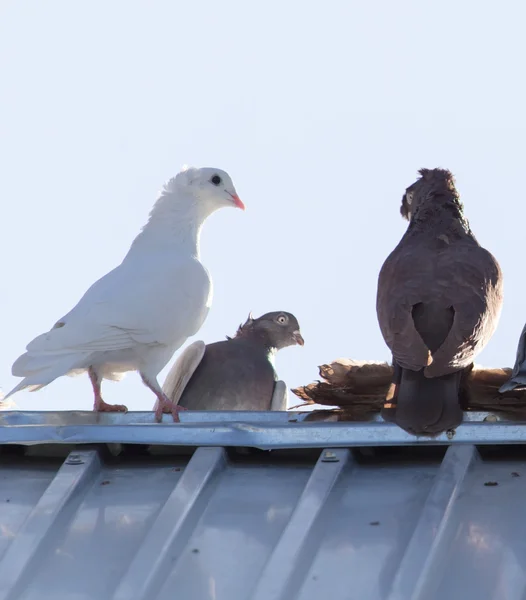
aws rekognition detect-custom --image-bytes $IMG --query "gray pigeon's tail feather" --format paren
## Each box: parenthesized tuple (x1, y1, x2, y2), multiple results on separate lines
(270, 380, 288, 411)
(382, 365, 463, 435)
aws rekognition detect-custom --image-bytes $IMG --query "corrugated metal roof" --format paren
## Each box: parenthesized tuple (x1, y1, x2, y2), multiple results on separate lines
(0, 411, 524, 600)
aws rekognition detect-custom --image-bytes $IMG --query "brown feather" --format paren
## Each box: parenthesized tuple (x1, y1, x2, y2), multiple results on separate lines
(376, 168, 503, 433)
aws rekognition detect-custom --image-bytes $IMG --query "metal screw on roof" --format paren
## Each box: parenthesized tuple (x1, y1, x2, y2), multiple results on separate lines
(66, 454, 84, 465)
(446, 429, 456, 440)
(321, 451, 339, 462)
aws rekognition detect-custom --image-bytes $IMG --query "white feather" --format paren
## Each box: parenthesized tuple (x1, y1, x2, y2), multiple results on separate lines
(5, 166, 241, 405)
(160, 340, 206, 408)
(270, 380, 288, 411)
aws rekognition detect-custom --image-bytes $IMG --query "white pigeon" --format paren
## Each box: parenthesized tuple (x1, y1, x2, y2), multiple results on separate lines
(5, 166, 245, 421)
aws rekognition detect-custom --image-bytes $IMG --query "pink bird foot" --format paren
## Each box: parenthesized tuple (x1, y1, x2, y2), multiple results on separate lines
(94, 397, 128, 413)
(154, 394, 187, 423)
(89, 368, 128, 413)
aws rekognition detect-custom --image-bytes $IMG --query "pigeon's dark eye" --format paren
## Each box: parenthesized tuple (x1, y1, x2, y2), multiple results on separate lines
(277, 315, 288, 325)
(210, 175, 222, 186)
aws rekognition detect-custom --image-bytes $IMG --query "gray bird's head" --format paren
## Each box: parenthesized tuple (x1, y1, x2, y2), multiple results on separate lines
(173, 166, 245, 213)
(233, 311, 304, 351)
(400, 168, 463, 222)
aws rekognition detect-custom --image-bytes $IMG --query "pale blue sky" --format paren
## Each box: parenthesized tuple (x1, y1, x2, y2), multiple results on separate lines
(1, 0, 525, 412)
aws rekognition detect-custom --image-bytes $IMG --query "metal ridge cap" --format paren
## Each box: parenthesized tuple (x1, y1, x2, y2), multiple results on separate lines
(0, 411, 525, 448)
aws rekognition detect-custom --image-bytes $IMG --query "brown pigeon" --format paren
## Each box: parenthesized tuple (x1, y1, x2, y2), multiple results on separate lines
(376, 168, 503, 434)
(159, 311, 304, 411)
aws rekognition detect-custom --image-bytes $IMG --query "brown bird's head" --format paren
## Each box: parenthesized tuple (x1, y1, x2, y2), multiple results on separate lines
(400, 168, 464, 222)
(231, 311, 304, 350)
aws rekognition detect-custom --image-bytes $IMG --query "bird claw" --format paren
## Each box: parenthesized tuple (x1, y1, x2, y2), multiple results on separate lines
(154, 398, 187, 423)
(170, 404, 188, 423)
(94, 399, 128, 413)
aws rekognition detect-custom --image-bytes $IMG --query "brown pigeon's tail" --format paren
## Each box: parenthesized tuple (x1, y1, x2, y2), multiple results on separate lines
(381, 364, 463, 435)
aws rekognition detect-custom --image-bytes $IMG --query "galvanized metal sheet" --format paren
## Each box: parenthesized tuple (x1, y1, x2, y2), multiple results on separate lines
(0, 413, 524, 599)
(0, 410, 524, 448)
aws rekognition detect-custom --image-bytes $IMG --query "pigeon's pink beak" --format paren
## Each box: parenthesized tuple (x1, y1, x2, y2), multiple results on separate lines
(292, 331, 305, 346)
(228, 192, 245, 211)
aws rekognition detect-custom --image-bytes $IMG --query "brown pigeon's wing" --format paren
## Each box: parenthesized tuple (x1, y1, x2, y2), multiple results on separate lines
(376, 252, 432, 371)
(160, 340, 206, 407)
(270, 380, 287, 410)
(425, 246, 503, 376)
(411, 302, 454, 353)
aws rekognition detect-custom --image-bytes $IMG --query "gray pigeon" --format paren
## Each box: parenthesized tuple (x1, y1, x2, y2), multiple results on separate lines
(499, 324, 526, 393)
(160, 311, 304, 411)
(376, 168, 503, 435)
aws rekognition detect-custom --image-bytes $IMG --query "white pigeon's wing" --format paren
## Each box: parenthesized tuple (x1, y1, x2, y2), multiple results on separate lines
(25, 325, 132, 356)
(24, 258, 211, 357)
(160, 340, 206, 408)
(270, 380, 288, 411)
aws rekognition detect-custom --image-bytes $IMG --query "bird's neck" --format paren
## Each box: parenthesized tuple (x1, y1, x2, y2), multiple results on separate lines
(409, 195, 474, 239)
(234, 330, 278, 358)
(125, 190, 207, 260)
